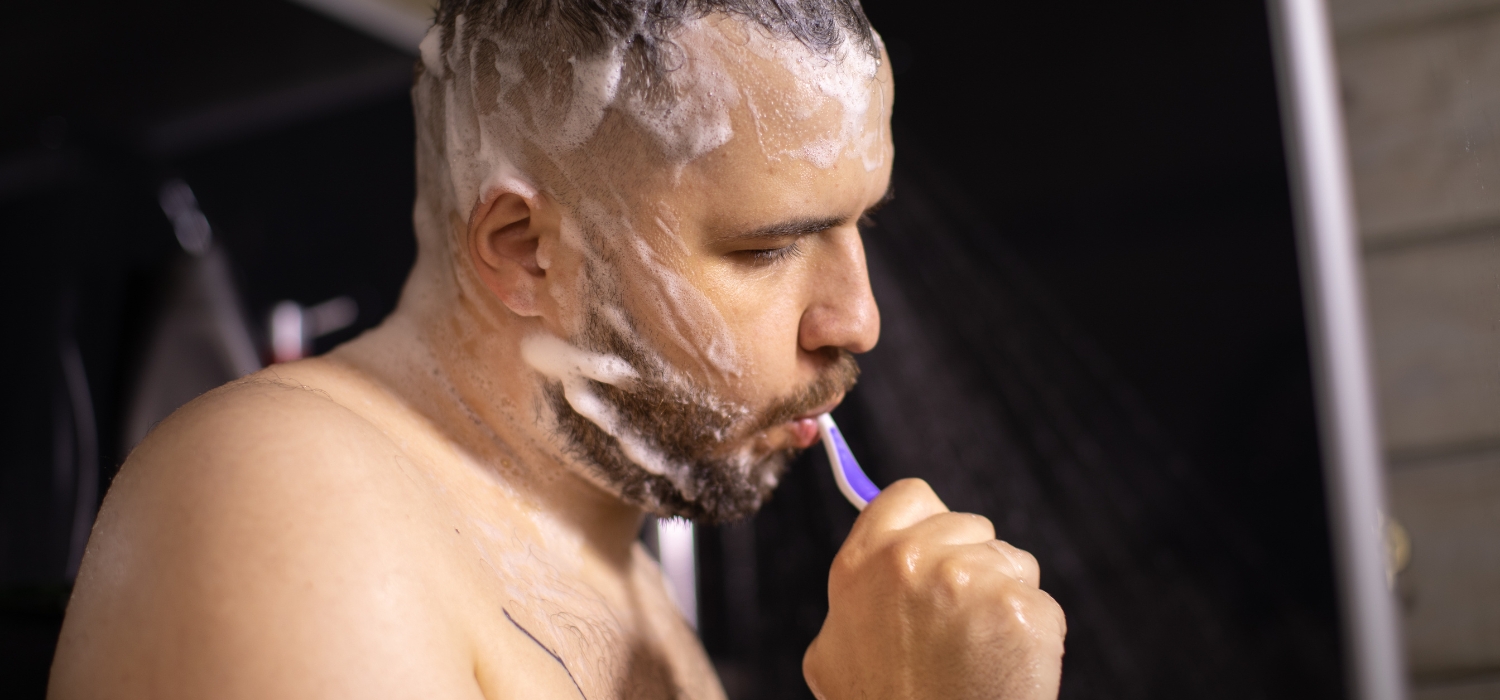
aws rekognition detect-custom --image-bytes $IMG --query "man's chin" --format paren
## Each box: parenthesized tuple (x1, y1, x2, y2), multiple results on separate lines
(647, 448, 798, 524)
(546, 383, 799, 523)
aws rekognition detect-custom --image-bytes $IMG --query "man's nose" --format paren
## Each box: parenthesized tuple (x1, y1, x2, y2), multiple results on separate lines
(799, 227, 881, 355)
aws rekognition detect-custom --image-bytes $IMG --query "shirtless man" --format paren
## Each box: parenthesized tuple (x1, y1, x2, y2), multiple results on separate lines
(49, 1, 1065, 698)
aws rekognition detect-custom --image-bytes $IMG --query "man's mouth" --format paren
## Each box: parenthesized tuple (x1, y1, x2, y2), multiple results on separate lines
(786, 396, 846, 450)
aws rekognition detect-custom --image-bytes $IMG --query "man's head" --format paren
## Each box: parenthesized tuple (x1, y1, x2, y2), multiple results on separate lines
(405, 0, 892, 523)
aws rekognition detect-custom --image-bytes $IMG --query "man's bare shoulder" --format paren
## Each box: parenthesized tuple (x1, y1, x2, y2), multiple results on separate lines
(123, 369, 403, 492)
(96, 370, 429, 546)
(50, 369, 483, 699)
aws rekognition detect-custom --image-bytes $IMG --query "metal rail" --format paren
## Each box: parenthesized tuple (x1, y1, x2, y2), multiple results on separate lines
(1267, 1, 1408, 699)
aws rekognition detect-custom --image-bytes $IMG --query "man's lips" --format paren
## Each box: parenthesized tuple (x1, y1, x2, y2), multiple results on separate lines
(786, 396, 846, 450)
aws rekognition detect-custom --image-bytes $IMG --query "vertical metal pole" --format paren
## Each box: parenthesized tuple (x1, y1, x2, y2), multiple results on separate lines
(1267, 1, 1408, 699)
(656, 517, 698, 629)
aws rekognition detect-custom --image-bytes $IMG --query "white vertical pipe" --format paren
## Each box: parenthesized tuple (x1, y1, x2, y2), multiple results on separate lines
(656, 518, 698, 629)
(1268, 2, 1408, 699)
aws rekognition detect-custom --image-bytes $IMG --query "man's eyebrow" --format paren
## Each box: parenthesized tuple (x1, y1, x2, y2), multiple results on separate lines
(720, 215, 848, 242)
(719, 184, 896, 242)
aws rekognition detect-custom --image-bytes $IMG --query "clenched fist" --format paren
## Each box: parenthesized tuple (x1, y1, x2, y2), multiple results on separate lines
(804, 479, 1066, 700)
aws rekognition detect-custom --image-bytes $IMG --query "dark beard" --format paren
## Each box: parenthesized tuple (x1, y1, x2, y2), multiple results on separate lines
(545, 318, 860, 524)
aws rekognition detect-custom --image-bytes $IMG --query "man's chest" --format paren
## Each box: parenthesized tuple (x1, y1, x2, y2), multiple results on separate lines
(457, 539, 727, 700)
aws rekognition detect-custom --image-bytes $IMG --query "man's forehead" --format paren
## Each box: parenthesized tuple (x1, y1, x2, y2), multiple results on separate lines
(692, 18, 886, 152)
(686, 118, 891, 234)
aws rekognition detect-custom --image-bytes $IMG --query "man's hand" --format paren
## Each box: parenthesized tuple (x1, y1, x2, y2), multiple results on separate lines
(804, 479, 1066, 700)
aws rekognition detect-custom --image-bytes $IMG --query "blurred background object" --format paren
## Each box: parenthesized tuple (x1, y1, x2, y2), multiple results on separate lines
(120, 179, 260, 452)
(1328, 0, 1500, 696)
(0, 1, 418, 695)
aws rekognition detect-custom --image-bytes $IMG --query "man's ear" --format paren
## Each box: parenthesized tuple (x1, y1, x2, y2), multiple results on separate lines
(469, 191, 555, 317)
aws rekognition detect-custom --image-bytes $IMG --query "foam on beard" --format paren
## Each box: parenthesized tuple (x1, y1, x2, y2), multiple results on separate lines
(415, 11, 882, 503)
(518, 333, 672, 483)
(519, 331, 755, 502)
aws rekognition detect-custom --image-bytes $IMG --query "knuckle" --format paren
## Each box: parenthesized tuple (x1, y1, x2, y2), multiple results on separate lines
(932, 556, 974, 598)
(1011, 587, 1067, 639)
(933, 511, 995, 540)
(826, 552, 861, 594)
(1038, 590, 1068, 633)
(989, 540, 1041, 580)
(881, 539, 924, 585)
(1010, 546, 1039, 572)
(1013, 549, 1041, 581)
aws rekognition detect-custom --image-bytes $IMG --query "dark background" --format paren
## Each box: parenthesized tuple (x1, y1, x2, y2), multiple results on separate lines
(0, 0, 1341, 698)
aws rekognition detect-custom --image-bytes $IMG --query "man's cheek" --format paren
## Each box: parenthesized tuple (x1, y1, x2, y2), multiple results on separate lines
(742, 294, 806, 365)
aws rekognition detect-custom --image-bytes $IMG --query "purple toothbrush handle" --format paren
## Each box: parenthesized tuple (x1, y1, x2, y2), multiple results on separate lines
(818, 414, 881, 510)
(826, 421, 881, 504)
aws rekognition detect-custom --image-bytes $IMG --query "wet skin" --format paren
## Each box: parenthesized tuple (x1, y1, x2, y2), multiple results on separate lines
(49, 16, 1063, 700)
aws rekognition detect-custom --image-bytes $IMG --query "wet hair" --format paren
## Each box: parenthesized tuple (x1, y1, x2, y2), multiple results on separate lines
(431, 0, 877, 106)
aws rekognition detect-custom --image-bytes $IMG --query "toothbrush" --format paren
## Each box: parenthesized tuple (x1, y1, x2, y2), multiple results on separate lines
(817, 414, 881, 510)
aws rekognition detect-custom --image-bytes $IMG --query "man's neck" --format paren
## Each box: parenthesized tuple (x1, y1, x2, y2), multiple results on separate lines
(330, 305, 648, 570)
